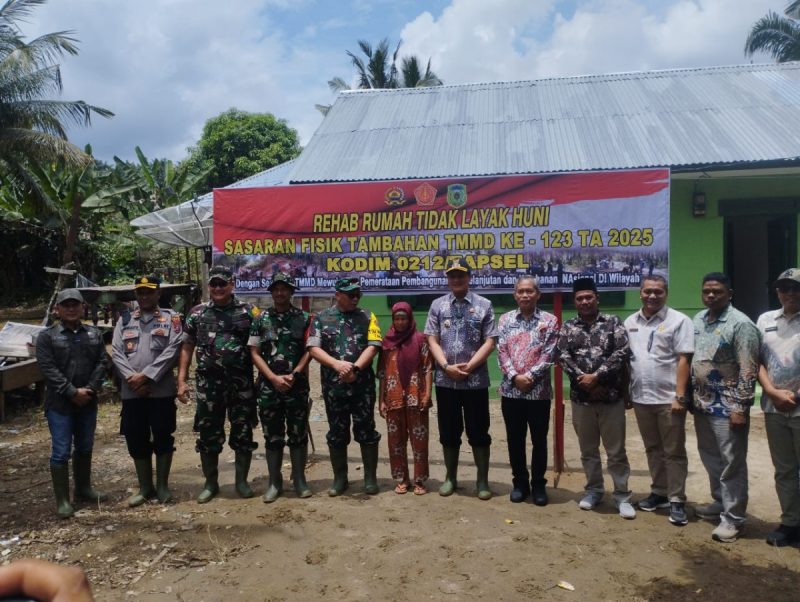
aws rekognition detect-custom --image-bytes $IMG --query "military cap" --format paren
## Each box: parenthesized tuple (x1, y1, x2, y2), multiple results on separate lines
(268, 272, 298, 291)
(573, 277, 598, 294)
(775, 268, 800, 286)
(208, 265, 234, 283)
(134, 275, 160, 289)
(56, 288, 84, 304)
(334, 277, 361, 292)
(445, 258, 471, 275)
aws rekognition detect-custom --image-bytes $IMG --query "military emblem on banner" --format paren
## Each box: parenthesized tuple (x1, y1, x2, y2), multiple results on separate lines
(384, 186, 406, 206)
(447, 183, 467, 208)
(414, 183, 437, 207)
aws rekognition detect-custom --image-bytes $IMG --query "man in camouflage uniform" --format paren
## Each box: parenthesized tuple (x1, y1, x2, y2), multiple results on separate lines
(307, 277, 383, 496)
(111, 276, 183, 507)
(248, 272, 312, 502)
(177, 266, 258, 503)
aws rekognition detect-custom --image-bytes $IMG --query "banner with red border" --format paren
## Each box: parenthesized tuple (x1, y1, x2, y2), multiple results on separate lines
(213, 168, 670, 295)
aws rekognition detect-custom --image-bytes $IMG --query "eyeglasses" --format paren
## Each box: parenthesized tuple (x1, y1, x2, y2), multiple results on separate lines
(345, 291, 362, 299)
(209, 280, 229, 289)
(777, 283, 800, 294)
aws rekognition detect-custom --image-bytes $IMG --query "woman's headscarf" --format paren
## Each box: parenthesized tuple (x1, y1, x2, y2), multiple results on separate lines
(382, 301, 426, 388)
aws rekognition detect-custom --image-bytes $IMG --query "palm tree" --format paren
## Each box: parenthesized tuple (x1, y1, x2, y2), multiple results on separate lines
(0, 0, 113, 180)
(400, 56, 442, 88)
(317, 38, 443, 115)
(744, 6, 800, 62)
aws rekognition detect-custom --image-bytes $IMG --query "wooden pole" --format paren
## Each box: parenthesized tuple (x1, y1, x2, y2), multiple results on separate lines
(553, 291, 565, 487)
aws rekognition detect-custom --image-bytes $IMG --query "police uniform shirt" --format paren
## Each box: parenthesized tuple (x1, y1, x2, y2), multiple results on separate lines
(111, 308, 183, 400)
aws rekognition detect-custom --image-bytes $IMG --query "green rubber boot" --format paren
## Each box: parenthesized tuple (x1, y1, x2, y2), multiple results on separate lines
(73, 452, 108, 503)
(262, 448, 284, 503)
(235, 451, 254, 499)
(473, 446, 492, 500)
(50, 464, 74, 519)
(290, 445, 312, 498)
(439, 446, 460, 497)
(327, 446, 349, 497)
(197, 452, 219, 504)
(128, 456, 156, 507)
(361, 443, 380, 495)
(155, 453, 173, 503)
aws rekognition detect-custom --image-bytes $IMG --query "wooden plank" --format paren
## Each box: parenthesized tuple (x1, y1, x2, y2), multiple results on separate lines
(0, 359, 45, 422)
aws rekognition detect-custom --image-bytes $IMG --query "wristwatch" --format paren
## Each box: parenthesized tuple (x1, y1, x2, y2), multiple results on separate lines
(675, 395, 687, 405)
(352, 365, 361, 373)
(292, 371, 302, 379)
(442, 363, 449, 371)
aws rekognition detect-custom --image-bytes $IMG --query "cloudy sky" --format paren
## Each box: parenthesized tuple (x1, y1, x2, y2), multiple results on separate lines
(27, 0, 781, 163)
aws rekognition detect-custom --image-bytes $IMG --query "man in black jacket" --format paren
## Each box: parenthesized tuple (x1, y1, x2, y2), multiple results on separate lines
(36, 289, 109, 518)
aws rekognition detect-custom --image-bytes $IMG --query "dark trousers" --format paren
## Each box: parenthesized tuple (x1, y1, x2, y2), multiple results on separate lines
(435, 386, 491, 448)
(121, 396, 177, 458)
(501, 397, 551, 489)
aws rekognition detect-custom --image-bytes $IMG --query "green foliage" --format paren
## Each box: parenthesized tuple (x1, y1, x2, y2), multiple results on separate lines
(0, 0, 112, 195)
(187, 108, 301, 190)
(319, 38, 442, 115)
(745, 7, 800, 62)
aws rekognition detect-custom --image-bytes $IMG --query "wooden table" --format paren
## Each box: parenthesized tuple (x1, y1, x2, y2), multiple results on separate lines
(0, 359, 45, 421)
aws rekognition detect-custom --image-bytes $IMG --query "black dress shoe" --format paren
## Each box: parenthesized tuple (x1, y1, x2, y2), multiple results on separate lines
(532, 486, 548, 506)
(510, 487, 529, 503)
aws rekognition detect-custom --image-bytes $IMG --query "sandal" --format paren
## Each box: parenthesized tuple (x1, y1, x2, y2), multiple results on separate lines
(394, 482, 409, 494)
(413, 484, 427, 496)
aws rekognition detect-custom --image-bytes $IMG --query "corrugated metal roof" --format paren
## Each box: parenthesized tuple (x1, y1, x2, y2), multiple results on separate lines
(287, 63, 800, 183)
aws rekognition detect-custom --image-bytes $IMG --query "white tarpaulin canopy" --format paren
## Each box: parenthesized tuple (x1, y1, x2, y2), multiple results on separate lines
(130, 160, 295, 248)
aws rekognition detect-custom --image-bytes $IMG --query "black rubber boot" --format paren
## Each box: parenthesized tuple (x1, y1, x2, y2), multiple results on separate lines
(73, 452, 108, 502)
(235, 451, 254, 498)
(262, 448, 284, 503)
(328, 446, 349, 497)
(155, 453, 173, 503)
(360, 443, 379, 495)
(128, 456, 156, 507)
(290, 445, 312, 498)
(197, 452, 219, 504)
(472, 446, 492, 500)
(50, 463, 74, 519)
(439, 446, 460, 496)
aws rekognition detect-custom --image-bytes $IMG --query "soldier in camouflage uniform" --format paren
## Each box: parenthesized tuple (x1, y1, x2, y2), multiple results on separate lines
(248, 272, 312, 502)
(177, 266, 258, 503)
(307, 277, 383, 496)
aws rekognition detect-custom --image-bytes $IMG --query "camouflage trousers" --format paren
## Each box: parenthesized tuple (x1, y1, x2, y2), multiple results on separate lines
(257, 376, 310, 450)
(194, 370, 257, 455)
(323, 380, 381, 449)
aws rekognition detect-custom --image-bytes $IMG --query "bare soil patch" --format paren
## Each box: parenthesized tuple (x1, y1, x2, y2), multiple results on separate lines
(1, 369, 798, 601)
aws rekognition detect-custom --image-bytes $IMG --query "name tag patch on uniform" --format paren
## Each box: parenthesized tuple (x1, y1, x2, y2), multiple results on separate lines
(123, 331, 138, 339)
(764, 326, 778, 332)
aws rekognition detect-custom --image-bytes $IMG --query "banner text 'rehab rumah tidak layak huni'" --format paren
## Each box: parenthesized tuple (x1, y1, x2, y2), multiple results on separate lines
(213, 168, 670, 296)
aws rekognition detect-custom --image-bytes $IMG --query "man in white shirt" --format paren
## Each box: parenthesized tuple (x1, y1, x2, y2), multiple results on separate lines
(757, 267, 800, 547)
(624, 275, 694, 526)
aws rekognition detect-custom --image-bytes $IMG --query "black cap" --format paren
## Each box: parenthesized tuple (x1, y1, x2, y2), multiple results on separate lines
(56, 289, 84, 304)
(445, 258, 471, 275)
(134, 275, 160, 290)
(573, 277, 597, 294)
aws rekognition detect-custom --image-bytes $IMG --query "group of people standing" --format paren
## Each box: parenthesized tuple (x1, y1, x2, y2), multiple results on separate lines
(35, 261, 800, 548)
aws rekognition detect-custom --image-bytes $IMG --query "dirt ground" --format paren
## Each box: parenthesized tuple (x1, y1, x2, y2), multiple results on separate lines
(1, 367, 799, 602)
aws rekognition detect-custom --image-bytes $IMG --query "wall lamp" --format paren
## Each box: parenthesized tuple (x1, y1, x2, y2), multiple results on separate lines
(692, 186, 706, 217)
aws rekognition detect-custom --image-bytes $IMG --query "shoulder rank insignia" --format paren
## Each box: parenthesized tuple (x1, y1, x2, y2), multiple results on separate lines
(171, 314, 182, 334)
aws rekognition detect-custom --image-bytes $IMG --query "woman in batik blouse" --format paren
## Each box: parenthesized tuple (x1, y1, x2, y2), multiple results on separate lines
(378, 302, 433, 495)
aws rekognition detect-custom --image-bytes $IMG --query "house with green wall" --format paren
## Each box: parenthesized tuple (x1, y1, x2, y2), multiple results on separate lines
(133, 62, 800, 385)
